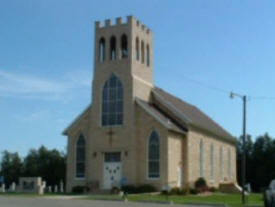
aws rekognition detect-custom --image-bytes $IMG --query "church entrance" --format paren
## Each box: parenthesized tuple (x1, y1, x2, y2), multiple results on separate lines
(103, 152, 121, 189)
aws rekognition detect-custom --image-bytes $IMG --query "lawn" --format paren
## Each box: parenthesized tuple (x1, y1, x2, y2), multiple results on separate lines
(88, 193, 263, 207)
(0, 192, 264, 206)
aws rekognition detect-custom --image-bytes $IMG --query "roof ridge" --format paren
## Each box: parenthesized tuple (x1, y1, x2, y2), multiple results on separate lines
(153, 86, 236, 143)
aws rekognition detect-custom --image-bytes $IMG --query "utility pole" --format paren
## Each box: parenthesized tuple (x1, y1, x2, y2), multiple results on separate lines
(230, 92, 247, 205)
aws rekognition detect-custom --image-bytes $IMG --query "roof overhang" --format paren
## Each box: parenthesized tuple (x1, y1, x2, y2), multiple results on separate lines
(136, 98, 186, 135)
(62, 104, 91, 136)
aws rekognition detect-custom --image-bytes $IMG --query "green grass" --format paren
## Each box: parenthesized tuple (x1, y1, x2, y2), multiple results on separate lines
(87, 193, 263, 207)
(0, 192, 264, 207)
(86, 194, 124, 201)
(127, 193, 263, 207)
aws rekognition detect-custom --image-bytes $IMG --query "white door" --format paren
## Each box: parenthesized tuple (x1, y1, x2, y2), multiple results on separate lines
(103, 152, 121, 189)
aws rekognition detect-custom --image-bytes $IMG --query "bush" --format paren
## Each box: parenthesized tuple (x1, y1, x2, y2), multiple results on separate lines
(121, 185, 137, 194)
(181, 188, 190, 195)
(136, 184, 156, 193)
(190, 188, 199, 195)
(72, 186, 88, 194)
(169, 187, 181, 195)
(195, 177, 208, 192)
(209, 187, 218, 192)
(195, 177, 207, 189)
(111, 186, 119, 194)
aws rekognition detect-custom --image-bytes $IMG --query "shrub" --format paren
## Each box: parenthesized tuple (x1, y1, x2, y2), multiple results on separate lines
(209, 187, 218, 192)
(169, 187, 181, 195)
(195, 177, 208, 192)
(111, 186, 119, 194)
(72, 186, 88, 194)
(190, 188, 199, 195)
(136, 184, 156, 193)
(161, 190, 169, 195)
(121, 185, 137, 194)
(195, 177, 207, 189)
(181, 188, 190, 195)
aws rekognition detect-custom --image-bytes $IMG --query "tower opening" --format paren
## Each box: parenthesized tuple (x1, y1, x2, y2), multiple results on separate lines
(136, 37, 139, 61)
(141, 41, 144, 64)
(121, 34, 128, 59)
(110, 36, 116, 60)
(146, 44, 150, 66)
(99, 37, 105, 62)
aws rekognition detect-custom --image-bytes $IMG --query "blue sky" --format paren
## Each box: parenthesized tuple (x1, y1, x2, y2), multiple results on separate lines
(1, 0, 275, 158)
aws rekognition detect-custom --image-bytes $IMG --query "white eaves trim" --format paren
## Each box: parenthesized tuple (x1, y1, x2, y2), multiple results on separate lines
(136, 98, 185, 134)
(152, 90, 192, 124)
(62, 104, 91, 136)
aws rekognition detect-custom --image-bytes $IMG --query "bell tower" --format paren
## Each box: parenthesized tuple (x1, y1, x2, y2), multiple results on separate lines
(92, 16, 154, 105)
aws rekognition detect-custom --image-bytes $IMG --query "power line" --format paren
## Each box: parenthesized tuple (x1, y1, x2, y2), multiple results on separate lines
(179, 74, 275, 101)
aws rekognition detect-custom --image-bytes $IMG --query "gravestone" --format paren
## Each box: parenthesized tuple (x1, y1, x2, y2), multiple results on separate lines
(54, 185, 58, 193)
(0, 184, 5, 193)
(48, 186, 52, 193)
(18, 177, 44, 195)
(10, 182, 16, 192)
(269, 179, 275, 190)
(60, 180, 64, 193)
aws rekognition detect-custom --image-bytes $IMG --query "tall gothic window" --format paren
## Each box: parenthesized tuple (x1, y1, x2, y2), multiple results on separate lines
(146, 44, 150, 66)
(110, 36, 116, 60)
(148, 131, 160, 178)
(76, 135, 85, 178)
(199, 140, 204, 177)
(210, 144, 215, 180)
(219, 146, 224, 180)
(121, 34, 128, 59)
(228, 148, 232, 179)
(141, 41, 145, 64)
(136, 37, 139, 60)
(102, 74, 123, 126)
(99, 37, 105, 62)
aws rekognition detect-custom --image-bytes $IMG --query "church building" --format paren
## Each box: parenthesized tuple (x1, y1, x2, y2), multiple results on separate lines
(63, 16, 237, 192)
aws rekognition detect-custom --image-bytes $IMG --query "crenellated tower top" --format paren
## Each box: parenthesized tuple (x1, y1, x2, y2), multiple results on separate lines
(92, 15, 154, 103)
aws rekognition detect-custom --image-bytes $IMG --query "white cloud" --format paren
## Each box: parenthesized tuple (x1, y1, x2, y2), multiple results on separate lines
(0, 69, 91, 100)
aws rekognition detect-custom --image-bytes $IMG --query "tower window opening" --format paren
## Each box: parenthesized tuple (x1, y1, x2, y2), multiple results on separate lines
(141, 41, 144, 64)
(99, 37, 105, 62)
(146, 44, 150, 66)
(121, 34, 128, 59)
(110, 36, 116, 60)
(136, 37, 139, 61)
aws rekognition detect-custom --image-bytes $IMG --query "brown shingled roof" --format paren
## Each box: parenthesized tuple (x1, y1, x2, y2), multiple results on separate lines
(153, 87, 236, 143)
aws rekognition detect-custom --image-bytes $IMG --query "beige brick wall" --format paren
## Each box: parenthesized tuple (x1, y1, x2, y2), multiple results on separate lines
(135, 104, 168, 190)
(66, 112, 90, 192)
(167, 131, 184, 187)
(187, 128, 237, 188)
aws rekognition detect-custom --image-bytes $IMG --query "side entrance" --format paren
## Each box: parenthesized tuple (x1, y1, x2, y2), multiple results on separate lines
(103, 152, 122, 189)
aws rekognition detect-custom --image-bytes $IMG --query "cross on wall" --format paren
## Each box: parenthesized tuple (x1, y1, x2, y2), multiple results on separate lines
(107, 128, 115, 146)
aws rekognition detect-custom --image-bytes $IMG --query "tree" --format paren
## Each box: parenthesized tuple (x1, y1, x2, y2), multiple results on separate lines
(22, 146, 66, 186)
(1, 151, 23, 187)
(237, 133, 275, 192)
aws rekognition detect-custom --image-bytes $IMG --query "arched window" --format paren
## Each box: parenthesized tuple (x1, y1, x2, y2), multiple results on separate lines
(219, 146, 224, 180)
(141, 41, 144, 64)
(110, 36, 116, 60)
(76, 135, 85, 178)
(199, 140, 204, 177)
(102, 74, 123, 126)
(99, 37, 105, 62)
(146, 44, 150, 66)
(148, 131, 160, 178)
(136, 37, 139, 61)
(210, 144, 214, 180)
(121, 34, 128, 59)
(228, 148, 231, 179)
